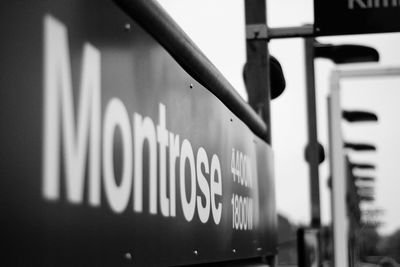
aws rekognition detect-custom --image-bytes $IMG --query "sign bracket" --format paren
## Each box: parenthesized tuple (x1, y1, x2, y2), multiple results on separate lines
(246, 24, 315, 41)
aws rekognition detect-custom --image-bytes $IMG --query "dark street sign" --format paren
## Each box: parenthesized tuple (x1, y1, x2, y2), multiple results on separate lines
(0, 1, 276, 265)
(314, 0, 400, 36)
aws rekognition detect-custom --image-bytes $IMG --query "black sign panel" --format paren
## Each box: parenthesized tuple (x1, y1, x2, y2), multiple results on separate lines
(0, 1, 276, 266)
(314, 0, 400, 36)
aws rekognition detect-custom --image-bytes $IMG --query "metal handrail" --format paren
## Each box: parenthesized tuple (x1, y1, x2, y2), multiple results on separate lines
(113, 0, 268, 140)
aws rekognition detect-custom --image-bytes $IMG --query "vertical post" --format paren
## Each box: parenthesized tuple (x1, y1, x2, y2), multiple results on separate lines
(328, 72, 349, 267)
(304, 37, 321, 227)
(347, 156, 357, 267)
(244, 1, 275, 266)
(244, 0, 271, 144)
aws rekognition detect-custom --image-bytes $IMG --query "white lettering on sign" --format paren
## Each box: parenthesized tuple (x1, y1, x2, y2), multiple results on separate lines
(42, 15, 223, 224)
(103, 98, 133, 213)
(231, 148, 253, 188)
(43, 15, 101, 206)
(231, 194, 253, 230)
(230, 148, 254, 230)
(196, 147, 211, 223)
(348, 0, 400, 9)
(180, 140, 196, 221)
(210, 155, 223, 224)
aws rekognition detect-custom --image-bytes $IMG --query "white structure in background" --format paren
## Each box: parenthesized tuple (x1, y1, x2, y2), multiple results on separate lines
(328, 66, 400, 267)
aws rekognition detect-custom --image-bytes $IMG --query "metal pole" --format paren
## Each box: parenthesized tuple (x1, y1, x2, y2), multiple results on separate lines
(268, 25, 314, 39)
(244, 0, 272, 144)
(304, 37, 321, 227)
(328, 71, 349, 267)
(244, 1, 276, 265)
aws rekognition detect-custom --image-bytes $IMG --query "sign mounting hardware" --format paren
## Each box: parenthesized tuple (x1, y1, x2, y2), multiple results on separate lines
(246, 24, 268, 40)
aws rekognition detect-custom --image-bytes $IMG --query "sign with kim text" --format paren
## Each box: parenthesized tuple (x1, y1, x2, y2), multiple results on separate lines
(314, 0, 400, 36)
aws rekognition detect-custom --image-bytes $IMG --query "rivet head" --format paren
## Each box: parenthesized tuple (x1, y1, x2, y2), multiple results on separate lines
(124, 252, 133, 261)
(124, 23, 132, 32)
(193, 250, 198, 256)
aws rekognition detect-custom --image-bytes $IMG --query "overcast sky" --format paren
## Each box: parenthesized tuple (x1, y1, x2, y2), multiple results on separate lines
(157, 0, 400, 235)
